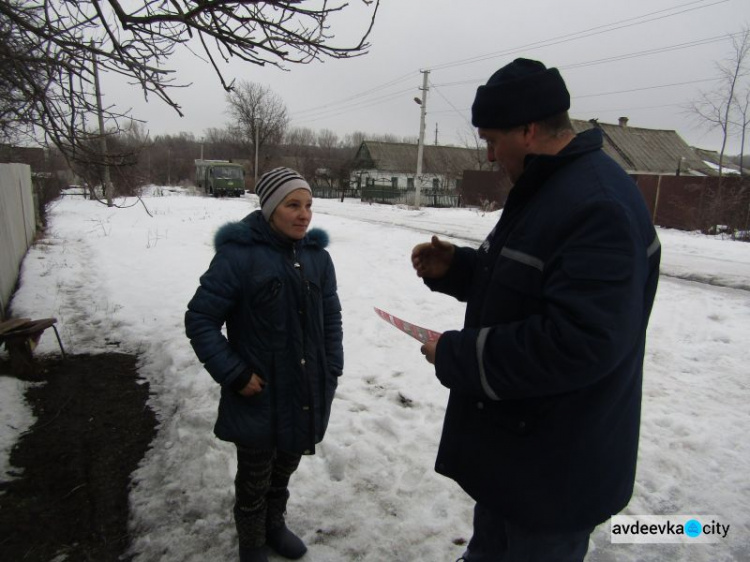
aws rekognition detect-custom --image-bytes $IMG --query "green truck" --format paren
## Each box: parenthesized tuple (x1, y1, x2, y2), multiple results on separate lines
(195, 159, 246, 197)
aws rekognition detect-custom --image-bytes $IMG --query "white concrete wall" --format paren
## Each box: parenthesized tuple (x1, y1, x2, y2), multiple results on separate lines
(0, 163, 35, 318)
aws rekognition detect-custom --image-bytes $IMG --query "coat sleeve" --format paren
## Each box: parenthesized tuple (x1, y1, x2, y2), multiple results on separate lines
(424, 245, 478, 301)
(185, 247, 249, 388)
(322, 252, 344, 376)
(434, 200, 657, 400)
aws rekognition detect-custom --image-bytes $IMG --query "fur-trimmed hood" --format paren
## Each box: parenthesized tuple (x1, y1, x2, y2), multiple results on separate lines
(213, 209, 329, 251)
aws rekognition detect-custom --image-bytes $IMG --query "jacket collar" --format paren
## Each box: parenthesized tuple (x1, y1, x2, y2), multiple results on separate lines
(495, 128, 603, 231)
(521, 128, 603, 180)
(214, 209, 329, 252)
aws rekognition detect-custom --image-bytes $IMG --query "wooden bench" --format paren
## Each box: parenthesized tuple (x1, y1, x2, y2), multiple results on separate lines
(0, 317, 66, 378)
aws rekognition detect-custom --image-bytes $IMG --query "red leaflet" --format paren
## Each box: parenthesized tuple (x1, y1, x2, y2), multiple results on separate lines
(373, 307, 442, 344)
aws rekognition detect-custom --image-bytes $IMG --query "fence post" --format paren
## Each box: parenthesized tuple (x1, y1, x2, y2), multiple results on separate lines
(652, 175, 662, 225)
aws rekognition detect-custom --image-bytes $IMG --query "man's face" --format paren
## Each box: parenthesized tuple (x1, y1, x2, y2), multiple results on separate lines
(478, 126, 530, 183)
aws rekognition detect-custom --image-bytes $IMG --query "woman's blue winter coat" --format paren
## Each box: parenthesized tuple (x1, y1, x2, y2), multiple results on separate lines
(185, 210, 343, 454)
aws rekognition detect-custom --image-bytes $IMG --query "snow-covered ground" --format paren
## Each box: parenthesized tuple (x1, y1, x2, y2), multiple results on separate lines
(2, 190, 749, 561)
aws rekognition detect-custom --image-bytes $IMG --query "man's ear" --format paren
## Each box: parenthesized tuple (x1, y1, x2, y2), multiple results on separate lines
(522, 122, 538, 148)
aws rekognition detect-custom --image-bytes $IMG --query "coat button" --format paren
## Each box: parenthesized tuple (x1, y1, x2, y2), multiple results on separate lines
(476, 402, 484, 409)
(302, 405, 310, 411)
(303, 449, 311, 454)
(300, 358, 306, 366)
(518, 421, 526, 430)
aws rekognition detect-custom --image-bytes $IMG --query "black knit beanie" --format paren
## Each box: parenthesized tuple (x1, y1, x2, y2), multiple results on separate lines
(471, 58, 570, 129)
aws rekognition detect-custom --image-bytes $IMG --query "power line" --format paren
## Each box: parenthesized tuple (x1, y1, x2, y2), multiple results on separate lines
(431, 31, 741, 89)
(292, 87, 415, 124)
(426, 0, 728, 72)
(292, 72, 416, 117)
(563, 34, 737, 70)
(429, 81, 472, 129)
(428, 76, 722, 116)
(291, 1, 726, 120)
(576, 77, 721, 98)
(579, 103, 687, 114)
(289, 1, 733, 129)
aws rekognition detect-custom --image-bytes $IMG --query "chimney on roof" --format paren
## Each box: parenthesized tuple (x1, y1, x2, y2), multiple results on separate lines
(619, 117, 629, 127)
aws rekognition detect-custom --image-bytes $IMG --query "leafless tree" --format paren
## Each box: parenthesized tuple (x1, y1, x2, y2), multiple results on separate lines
(283, 126, 316, 177)
(342, 131, 367, 149)
(317, 129, 340, 152)
(226, 81, 290, 179)
(0, 0, 380, 174)
(688, 28, 750, 232)
(732, 85, 750, 174)
(689, 28, 750, 177)
(285, 126, 318, 149)
(458, 125, 497, 172)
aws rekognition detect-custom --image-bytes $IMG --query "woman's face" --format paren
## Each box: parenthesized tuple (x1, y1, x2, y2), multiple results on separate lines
(269, 189, 313, 241)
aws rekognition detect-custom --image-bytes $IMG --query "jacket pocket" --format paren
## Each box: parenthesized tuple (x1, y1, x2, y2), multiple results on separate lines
(561, 249, 631, 282)
(485, 249, 544, 320)
(248, 276, 286, 342)
(250, 277, 283, 308)
(480, 396, 558, 437)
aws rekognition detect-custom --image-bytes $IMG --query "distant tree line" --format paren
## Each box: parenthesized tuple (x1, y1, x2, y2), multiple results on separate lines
(0, 0, 379, 206)
(95, 124, 414, 194)
(57, 80, 419, 199)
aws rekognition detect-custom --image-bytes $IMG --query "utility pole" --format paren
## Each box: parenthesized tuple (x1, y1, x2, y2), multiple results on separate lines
(415, 69, 429, 209)
(435, 123, 439, 145)
(254, 119, 260, 189)
(91, 42, 113, 206)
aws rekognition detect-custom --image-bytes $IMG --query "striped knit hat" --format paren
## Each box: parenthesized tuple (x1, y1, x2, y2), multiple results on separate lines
(255, 167, 312, 220)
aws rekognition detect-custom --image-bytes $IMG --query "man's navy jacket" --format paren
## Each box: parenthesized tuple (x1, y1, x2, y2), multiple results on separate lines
(426, 128, 661, 532)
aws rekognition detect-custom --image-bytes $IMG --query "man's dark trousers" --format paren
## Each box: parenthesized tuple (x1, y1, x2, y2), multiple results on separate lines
(463, 503, 594, 562)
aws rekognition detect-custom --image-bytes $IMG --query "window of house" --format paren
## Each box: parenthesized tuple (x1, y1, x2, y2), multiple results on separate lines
(391, 177, 398, 189)
(407, 177, 414, 189)
(432, 178, 439, 190)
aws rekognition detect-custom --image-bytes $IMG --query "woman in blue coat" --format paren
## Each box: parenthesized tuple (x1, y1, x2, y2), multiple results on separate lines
(185, 168, 343, 562)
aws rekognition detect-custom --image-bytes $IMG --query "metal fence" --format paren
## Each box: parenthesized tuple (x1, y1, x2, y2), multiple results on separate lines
(361, 182, 459, 208)
(634, 174, 750, 238)
(361, 184, 407, 205)
(461, 170, 750, 239)
(420, 189, 460, 208)
(0, 164, 36, 319)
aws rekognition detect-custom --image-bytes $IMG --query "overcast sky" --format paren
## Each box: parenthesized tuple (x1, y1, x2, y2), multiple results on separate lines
(102, 0, 750, 154)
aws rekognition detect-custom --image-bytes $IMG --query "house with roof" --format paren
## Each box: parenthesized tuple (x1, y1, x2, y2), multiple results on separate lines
(692, 147, 749, 176)
(349, 119, 722, 207)
(350, 141, 488, 194)
(572, 118, 713, 176)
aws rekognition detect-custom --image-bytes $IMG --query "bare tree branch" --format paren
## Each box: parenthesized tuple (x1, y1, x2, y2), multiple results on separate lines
(0, 0, 380, 176)
(688, 27, 750, 176)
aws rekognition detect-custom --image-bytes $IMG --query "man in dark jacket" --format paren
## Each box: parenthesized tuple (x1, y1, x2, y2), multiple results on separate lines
(412, 59, 660, 561)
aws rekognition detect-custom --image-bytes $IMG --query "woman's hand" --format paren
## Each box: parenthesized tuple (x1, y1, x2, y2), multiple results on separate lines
(239, 373, 266, 397)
